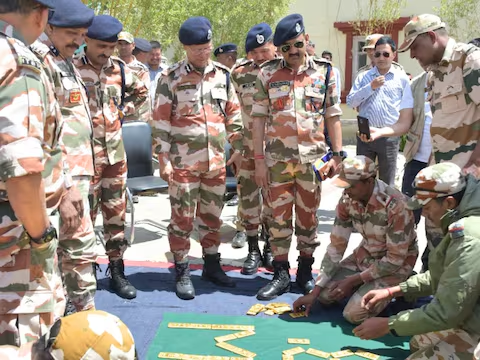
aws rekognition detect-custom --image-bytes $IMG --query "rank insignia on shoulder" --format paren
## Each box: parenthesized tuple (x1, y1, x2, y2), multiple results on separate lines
(448, 220, 464, 239)
(18, 56, 42, 73)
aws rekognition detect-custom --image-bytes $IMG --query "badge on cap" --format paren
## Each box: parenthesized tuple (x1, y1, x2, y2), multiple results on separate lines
(256, 34, 265, 44)
(69, 89, 81, 104)
(295, 23, 301, 33)
(207, 29, 212, 40)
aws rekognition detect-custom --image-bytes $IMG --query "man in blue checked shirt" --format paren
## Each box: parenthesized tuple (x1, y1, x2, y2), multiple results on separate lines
(347, 36, 413, 186)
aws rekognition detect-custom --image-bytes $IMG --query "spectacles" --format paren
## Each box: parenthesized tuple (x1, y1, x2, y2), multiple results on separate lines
(281, 41, 304, 53)
(374, 51, 391, 58)
(188, 46, 213, 55)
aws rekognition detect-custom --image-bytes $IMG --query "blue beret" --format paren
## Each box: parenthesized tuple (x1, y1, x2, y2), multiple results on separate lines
(87, 15, 123, 43)
(179, 17, 212, 45)
(48, 0, 94, 28)
(245, 23, 272, 53)
(36, 0, 55, 8)
(273, 13, 305, 47)
(134, 38, 152, 52)
(214, 43, 237, 57)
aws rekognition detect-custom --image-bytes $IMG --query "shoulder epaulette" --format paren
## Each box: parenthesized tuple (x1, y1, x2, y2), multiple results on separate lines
(213, 60, 231, 73)
(166, 61, 182, 75)
(260, 57, 282, 69)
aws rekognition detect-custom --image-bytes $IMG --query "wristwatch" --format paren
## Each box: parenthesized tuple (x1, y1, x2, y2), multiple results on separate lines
(26, 225, 57, 245)
(332, 150, 347, 159)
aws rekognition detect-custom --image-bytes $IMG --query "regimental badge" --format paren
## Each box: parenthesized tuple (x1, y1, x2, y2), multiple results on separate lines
(207, 29, 212, 40)
(257, 34, 265, 44)
(69, 89, 81, 104)
(295, 23, 301, 33)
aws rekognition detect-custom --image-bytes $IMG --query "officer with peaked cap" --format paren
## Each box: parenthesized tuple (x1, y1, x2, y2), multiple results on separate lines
(252, 13, 344, 300)
(73, 15, 149, 300)
(151, 16, 244, 300)
(230, 22, 276, 275)
(30, 0, 98, 316)
(214, 42, 238, 68)
(354, 162, 480, 360)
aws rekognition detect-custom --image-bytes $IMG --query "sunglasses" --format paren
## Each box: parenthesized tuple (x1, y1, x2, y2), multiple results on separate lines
(281, 41, 304, 53)
(374, 51, 391, 58)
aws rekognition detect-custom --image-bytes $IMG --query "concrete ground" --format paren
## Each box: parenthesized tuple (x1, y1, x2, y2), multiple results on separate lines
(94, 145, 427, 273)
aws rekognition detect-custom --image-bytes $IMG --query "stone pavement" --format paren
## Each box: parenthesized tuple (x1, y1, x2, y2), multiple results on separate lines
(93, 145, 427, 272)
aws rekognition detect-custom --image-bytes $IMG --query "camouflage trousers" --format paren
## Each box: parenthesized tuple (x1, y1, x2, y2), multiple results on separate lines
(0, 235, 64, 346)
(267, 160, 321, 258)
(407, 328, 480, 359)
(89, 149, 128, 261)
(168, 168, 226, 262)
(58, 176, 97, 311)
(318, 267, 407, 325)
(237, 158, 272, 236)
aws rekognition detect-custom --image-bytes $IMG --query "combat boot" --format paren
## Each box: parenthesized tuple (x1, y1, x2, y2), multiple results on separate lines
(296, 256, 315, 294)
(107, 259, 137, 299)
(256, 260, 291, 300)
(202, 253, 236, 288)
(262, 240, 274, 272)
(241, 235, 262, 275)
(174, 260, 195, 300)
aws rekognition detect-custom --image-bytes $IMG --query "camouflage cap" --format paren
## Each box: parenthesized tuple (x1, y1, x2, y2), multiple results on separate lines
(398, 14, 445, 52)
(362, 33, 383, 50)
(118, 31, 134, 44)
(332, 155, 377, 188)
(407, 163, 466, 210)
(50, 310, 136, 359)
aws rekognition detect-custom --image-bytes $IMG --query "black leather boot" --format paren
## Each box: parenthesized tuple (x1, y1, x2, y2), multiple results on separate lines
(174, 261, 195, 300)
(262, 239, 274, 272)
(296, 256, 315, 294)
(202, 253, 236, 287)
(241, 236, 262, 275)
(107, 259, 137, 299)
(256, 260, 291, 300)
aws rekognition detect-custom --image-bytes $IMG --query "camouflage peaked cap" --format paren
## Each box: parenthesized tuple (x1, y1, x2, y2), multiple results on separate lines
(398, 14, 446, 52)
(407, 163, 466, 210)
(118, 31, 134, 44)
(332, 155, 377, 188)
(50, 310, 136, 359)
(363, 33, 383, 50)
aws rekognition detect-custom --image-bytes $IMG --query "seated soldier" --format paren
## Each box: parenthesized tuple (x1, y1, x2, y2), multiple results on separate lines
(353, 162, 480, 360)
(0, 310, 136, 360)
(293, 155, 418, 324)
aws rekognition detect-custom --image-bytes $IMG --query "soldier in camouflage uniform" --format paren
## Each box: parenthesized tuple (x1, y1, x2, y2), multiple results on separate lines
(252, 14, 344, 300)
(293, 156, 418, 323)
(356, 33, 404, 76)
(0, 310, 136, 359)
(117, 31, 151, 123)
(230, 23, 276, 275)
(0, 0, 66, 346)
(151, 16, 244, 300)
(353, 162, 480, 360)
(74, 15, 149, 300)
(30, 0, 98, 315)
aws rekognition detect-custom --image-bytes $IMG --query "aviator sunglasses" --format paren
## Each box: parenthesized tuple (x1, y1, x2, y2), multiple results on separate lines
(281, 41, 305, 53)
(374, 51, 391, 58)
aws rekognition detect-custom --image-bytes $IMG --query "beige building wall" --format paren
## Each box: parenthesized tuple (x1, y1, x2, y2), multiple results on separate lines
(288, 0, 441, 118)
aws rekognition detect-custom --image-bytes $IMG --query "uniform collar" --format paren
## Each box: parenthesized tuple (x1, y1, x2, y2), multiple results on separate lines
(280, 54, 315, 73)
(40, 34, 62, 58)
(438, 37, 457, 67)
(0, 20, 26, 44)
(185, 59, 216, 75)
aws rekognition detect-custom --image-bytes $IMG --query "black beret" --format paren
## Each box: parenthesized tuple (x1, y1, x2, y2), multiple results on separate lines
(214, 43, 237, 57)
(134, 38, 152, 52)
(273, 13, 305, 46)
(178, 16, 212, 45)
(48, 0, 94, 28)
(245, 23, 272, 53)
(87, 15, 123, 43)
(35, 0, 55, 8)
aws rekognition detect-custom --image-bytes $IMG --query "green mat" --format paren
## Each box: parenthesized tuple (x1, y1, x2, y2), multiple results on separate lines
(147, 313, 410, 360)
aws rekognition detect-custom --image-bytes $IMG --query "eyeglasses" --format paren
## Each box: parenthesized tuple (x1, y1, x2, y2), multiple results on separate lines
(188, 46, 213, 55)
(281, 41, 304, 53)
(374, 51, 391, 58)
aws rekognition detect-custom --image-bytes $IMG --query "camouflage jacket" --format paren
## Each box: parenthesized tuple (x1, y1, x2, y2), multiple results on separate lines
(231, 59, 261, 158)
(252, 55, 342, 164)
(427, 38, 480, 168)
(124, 56, 151, 122)
(73, 49, 149, 165)
(152, 59, 243, 172)
(316, 180, 418, 287)
(0, 21, 60, 315)
(31, 36, 94, 177)
(389, 176, 480, 337)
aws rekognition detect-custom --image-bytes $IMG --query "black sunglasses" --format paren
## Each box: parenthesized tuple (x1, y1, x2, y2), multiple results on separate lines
(281, 41, 304, 53)
(374, 51, 391, 58)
